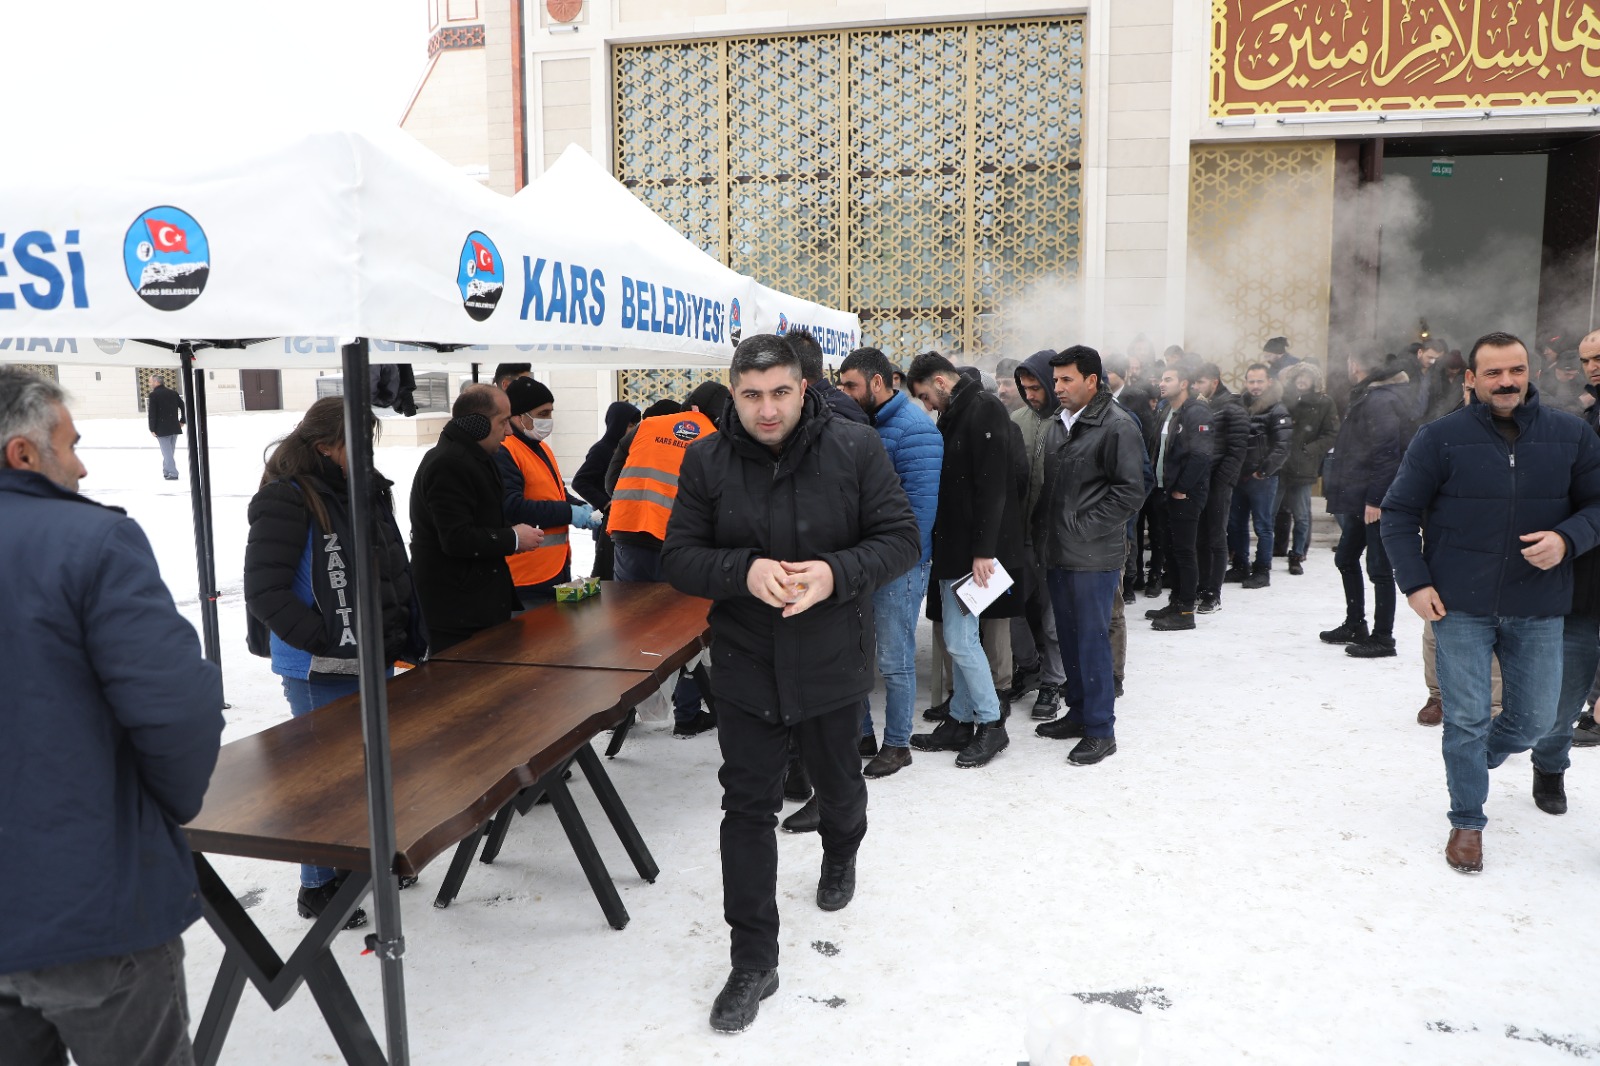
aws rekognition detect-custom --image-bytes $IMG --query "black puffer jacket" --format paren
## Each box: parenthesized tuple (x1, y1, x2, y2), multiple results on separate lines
(409, 420, 523, 636)
(1203, 384, 1249, 488)
(1325, 365, 1412, 516)
(662, 390, 919, 726)
(1241, 380, 1294, 479)
(1282, 390, 1341, 484)
(244, 459, 427, 671)
(1154, 397, 1215, 500)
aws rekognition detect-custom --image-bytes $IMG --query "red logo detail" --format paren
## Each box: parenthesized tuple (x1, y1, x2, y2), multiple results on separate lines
(471, 240, 496, 274)
(145, 219, 188, 253)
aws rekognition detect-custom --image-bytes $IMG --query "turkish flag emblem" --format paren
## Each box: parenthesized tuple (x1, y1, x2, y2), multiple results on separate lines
(145, 218, 189, 254)
(471, 240, 496, 274)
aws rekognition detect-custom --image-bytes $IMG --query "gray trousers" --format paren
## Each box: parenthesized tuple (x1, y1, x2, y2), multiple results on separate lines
(157, 435, 179, 478)
(0, 937, 193, 1066)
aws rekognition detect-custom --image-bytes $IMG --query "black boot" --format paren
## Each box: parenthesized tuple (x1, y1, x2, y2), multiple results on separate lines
(1241, 564, 1270, 589)
(1346, 634, 1397, 658)
(781, 796, 819, 833)
(1145, 600, 1179, 620)
(1036, 714, 1086, 740)
(1030, 683, 1061, 720)
(921, 694, 953, 722)
(910, 717, 974, 752)
(1222, 564, 1248, 584)
(1067, 736, 1118, 765)
(863, 745, 912, 779)
(1287, 553, 1304, 576)
(296, 871, 367, 929)
(1319, 619, 1369, 645)
(954, 721, 1009, 768)
(710, 968, 779, 1034)
(783, 756, 812, 801)
(1152, 609, 1196, 631)
(1142, 576, 1164, 599)
(1533, 769, 1567, 815)
(816, 857, 857, 911)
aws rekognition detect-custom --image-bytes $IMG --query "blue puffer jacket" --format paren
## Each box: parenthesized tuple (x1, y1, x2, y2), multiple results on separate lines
(870, 388, 942, 565)
(1380, 389, 1600, 617)
(0, 469, 224, 973)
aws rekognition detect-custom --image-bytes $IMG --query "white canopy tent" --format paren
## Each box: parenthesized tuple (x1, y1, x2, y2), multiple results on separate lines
(1, 125, 858, 1065)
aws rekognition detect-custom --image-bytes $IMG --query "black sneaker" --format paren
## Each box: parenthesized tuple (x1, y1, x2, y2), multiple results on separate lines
(1122, 587, 1136, 606)
(1196, 594, 1220, 614)
(911, 717, 974, 752)
(1030, 683, 1060, 720)
(1144, 601, 1179, 620)
(783, 758, 812, 801)
(1067, 736, 1118, 766)
(1036, 714, 1086, 740)
(1287, 553, 1305, 576)
(1573, 713, 1600, 748)
(1533, 769, 1567, 815)
(1152, 610, 1196, 631)
(1319, 620, 1369, 645)
(921, 695, 952, 722)
(673, 709, 717, 738)
(858, 734, 879, 759)
(1223, 565, 1248, 584)
(781, 796, 819, 834)
(816, 857, 857, 911)
(296, 871, 367, 929)
(1002, 665, 1042, 703)
(1142, 580, 1164, 600)
(1241, 567, 1270, 589)
(710, 968, 779, 1034)
(954, 722, 1009, 768)
(1346, 635, 1397, 658)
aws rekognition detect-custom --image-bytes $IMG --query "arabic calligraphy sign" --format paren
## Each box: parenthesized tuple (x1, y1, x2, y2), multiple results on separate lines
(1212, 0, 1600, 115)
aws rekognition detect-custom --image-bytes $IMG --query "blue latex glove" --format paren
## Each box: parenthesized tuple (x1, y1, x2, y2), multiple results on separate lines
(570, 503, 602, 530)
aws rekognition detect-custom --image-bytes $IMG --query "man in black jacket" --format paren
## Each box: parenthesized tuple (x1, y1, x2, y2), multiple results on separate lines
(1147, 360, 1215, 631)
(409, 385, 540, 652)
(906, 351, 1026, 767)
(1031, 347, 1146, 765)
(146, 374, 184, 480)
(786, 327, 868, 424)
(1192, 363, 1248, 611)
(1228, 363, 1294, 588)
(663, 335, 918, 1034)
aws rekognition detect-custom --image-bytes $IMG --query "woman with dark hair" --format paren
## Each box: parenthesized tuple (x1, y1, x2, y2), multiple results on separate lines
(571, 400, 641, 580)
(243, 397, 428, 928)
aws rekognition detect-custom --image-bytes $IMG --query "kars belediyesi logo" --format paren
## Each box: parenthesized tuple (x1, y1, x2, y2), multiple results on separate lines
(124, 207, 209, 311)
(673, 419, 703, 442)
(458, 231, 504, 321)
(776, 312, 789, 337)
(729, 297, 742, 345)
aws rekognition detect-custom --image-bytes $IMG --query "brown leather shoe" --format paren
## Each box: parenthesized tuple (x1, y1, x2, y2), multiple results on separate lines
(1445, 829, 1482, 874)
(1417, 697, 1443, 727)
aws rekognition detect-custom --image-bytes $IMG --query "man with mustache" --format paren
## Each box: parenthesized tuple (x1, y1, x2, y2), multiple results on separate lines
(1381, 331, 1600, 874)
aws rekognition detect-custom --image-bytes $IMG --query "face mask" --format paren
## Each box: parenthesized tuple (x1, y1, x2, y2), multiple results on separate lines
(529, 417, 555, 441)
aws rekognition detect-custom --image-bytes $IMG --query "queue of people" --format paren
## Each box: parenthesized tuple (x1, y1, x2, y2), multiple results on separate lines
(8, 323, 1600, 1054)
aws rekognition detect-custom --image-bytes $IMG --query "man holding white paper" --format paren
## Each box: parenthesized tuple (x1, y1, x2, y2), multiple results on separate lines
(1033, 346, 1148, 765)
(907, 352, 1026, 768)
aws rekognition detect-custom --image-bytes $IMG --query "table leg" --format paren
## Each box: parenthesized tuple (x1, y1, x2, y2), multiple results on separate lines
(574, 745, 659, 883)
(603, 707, 637, 758)
(191, 855, 384, 1066)
(432, 821, 489, 910)
(478, 795, 523, 864)
(542, 768, 629, 930)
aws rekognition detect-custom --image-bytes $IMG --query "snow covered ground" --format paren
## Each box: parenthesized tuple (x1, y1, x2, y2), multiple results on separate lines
(72, 411, 1600, 1065)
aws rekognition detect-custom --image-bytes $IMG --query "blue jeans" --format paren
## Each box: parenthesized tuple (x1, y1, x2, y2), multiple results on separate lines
(1531, 613, 1600, 775)
(1227, 474, 1278, 568)
(1273, 480, 1313, 557)
(613, 540, 704, 722)
(283, 674, 367, 887)
(1433, 613, 1563, 830)
(862, 560, 929, 748)
(938, 579, 1000, 725)
(1047, 568, 1121, 738)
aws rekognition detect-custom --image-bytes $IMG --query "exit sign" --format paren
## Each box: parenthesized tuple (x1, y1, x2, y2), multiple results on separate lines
(1432, 157, 1455, 178)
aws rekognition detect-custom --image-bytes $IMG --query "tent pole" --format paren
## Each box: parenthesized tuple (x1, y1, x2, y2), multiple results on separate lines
(339, 338, 409, 1066)
(178, 346, 224, 702)
(470, 362, 479, 383)
(192, 362, 224, 689)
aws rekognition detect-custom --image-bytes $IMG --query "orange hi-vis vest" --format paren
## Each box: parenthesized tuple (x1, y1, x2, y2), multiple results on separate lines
(501, 433, 571, 586)
(608, 411, 718, 540)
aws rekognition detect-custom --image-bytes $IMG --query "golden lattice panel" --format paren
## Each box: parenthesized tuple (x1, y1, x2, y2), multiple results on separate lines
(7, 363, 59, 382)
(612, 17, 1084, 365)
(1185, 142, 1335, 383)
(137, 366, 183, 412)
(616, 368, 713, 408)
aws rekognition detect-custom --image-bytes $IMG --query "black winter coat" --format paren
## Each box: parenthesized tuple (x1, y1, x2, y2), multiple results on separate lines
(1381, 388, 1600, 617)
(1241, 381, 1293, 479)
(572, 401, 641, 509)
(1324, 366, 1412, 516)
(662, 390, 920, 726)
(811, 379, 870, 425)
(1154, 397, 1215, 500)
(243, 460, 427, 672)
(409, 421, 523, 635)
(1035, 388, 1147, 572)
(1282, 390, 1341, 484)
(147, 383, 184, 437)
(930, 376, 1027, 581)
(1202, 384, 1249, 488)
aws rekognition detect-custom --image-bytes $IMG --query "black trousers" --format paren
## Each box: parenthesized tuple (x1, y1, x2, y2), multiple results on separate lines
(718, 700, 868, 970)
(1139, 493, 1161, 581)
(1196, 476, 1235, 600)
(1159, 489, 1205, 609)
